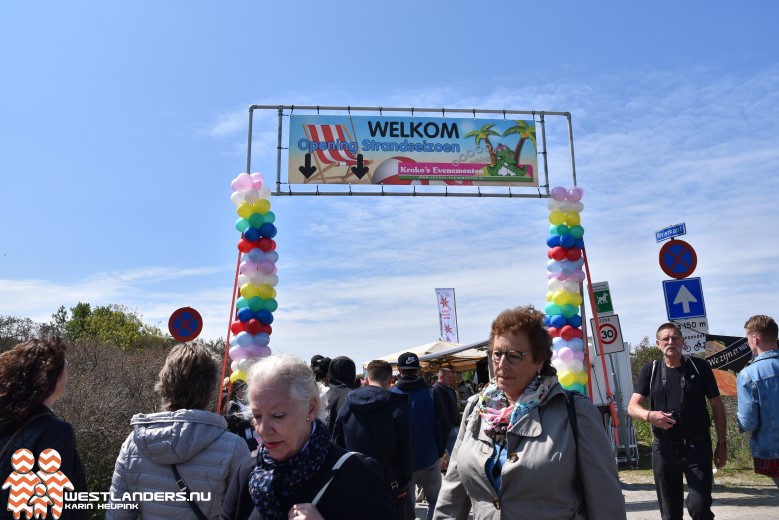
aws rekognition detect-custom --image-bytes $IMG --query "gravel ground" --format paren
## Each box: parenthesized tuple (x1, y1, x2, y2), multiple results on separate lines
(414, 472, 779, 519)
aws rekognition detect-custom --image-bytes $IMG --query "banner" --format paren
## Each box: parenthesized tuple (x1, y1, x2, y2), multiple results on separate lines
(435, 288, 459, 343)
(703, 334, 752, 396)
(288, 115, 538, 186)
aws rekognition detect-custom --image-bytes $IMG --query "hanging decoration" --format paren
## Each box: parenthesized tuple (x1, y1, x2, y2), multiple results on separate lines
(545, 186, 588, 394)
(227, 172, 277, 383)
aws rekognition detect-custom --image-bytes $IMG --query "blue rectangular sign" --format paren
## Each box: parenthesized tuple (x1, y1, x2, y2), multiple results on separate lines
(656, 222, 687, 242)
(663, 277, 706, 320)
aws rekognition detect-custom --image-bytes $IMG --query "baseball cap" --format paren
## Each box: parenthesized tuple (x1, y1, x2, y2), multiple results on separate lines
(398, 352, 420, 369)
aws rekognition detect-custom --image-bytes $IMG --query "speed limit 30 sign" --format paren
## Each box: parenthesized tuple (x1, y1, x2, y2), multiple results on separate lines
(590, 314, 625, 355)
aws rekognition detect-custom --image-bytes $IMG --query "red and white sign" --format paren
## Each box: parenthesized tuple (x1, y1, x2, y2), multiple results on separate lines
(590, 314, 625, 355)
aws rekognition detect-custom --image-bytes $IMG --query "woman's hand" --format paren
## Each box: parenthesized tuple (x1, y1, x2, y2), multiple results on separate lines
(288, 503, 324, 520)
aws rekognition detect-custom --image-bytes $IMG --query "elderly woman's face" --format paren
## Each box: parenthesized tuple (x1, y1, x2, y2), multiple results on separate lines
(250, 382, 316, 462)
(492, 331, 544, 403)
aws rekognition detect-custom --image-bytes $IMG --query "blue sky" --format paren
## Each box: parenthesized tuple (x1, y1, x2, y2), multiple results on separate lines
(2, 1, 778, 369)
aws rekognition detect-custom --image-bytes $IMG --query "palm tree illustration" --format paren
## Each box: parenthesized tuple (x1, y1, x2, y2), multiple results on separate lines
(502, 120, 536, 165)
(465, 123, 499, 166)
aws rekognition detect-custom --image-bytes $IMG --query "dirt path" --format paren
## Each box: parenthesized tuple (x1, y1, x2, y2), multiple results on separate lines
(621, 472, 779, 519)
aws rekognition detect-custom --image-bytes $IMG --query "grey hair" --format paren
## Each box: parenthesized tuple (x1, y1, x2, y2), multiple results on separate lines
(248, 354, 322, 417)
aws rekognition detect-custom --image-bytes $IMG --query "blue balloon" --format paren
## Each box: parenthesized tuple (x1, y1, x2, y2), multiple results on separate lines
(247, 248, 265, 263)
(574, 238, 585, 249)
(255, 310, 274, 325)
(253, 332, 270, 346)
(559, 234, 575, 248)
(266, 251, 279, 263)
(243, 227, 261, 242)
(550, 314, 567, 329)
(546, 235, 561, 248)
(567, 314, 582, 328)
(568, 337, 584, 350)
(236, 307, 254, 322)
(235, 331, 252, 347)
(544, 315, 552, 327)
(258, 223, 277, 238)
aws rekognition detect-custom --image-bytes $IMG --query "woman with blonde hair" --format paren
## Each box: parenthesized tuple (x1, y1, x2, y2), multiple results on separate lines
(107, 343, 250, 519)
(221, 354, 398, 520)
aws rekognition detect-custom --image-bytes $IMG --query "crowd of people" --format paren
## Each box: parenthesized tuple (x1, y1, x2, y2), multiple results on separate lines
(1, 309, 777, 520)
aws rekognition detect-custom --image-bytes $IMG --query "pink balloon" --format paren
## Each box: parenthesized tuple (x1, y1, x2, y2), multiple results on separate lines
(568, 270, 586, 283)
(573, 350, 585, 361)
(239, 261, 260, 275)
(551, 186, 568, 201)
(258, 261, 277, 275)
(257, 346, 272, 358)
(559, 347, 574, 363)
(567, 186, 584, 202)
(250, 173, 264, 190)
(235, 173, 253, 190)
(229, 345, 248, 361)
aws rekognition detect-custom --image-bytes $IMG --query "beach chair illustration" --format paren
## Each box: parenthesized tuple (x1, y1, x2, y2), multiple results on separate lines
(302, 122, 372, 183)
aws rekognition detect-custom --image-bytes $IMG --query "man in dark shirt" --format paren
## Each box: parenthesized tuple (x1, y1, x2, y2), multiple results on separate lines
(333, 360, 413, 519)
(628, 322, 727, 520)
(431, 367, 459, 455)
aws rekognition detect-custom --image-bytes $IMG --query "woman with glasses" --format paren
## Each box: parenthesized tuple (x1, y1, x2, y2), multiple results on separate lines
(433, 305, 625, 519)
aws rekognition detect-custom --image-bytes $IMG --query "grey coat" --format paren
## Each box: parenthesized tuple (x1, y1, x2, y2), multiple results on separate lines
(107, 409, 251, 519)
(433, 384, 625, 520)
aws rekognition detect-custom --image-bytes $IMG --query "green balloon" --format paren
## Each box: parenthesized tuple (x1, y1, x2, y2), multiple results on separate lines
(235, 218, 250, 232)
(248, 296, 263, 313)
(264, 211, 276, 224)
(569, 225, 585, 239)
(248, 213, 265, 227)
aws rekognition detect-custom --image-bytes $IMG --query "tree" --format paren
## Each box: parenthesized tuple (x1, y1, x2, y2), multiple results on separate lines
(65, 302, 92, 341)
(465, 123, 500, 166)
(501, 120, 537, 164)
(629, 336, 662, 381)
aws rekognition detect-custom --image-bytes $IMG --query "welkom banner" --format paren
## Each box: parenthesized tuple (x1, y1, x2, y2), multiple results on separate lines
(288, 114, 538, 186)
(435, 288, 459, 343)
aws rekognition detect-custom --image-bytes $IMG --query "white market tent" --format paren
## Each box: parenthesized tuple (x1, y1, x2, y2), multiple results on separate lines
(365, 339, 489, 372)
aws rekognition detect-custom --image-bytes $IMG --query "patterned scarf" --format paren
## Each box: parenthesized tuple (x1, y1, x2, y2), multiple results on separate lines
(248, 419, 331, 520)
(478, 375, 558, 443)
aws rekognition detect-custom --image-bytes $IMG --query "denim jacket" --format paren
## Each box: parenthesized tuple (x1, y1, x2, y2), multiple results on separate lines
(737, 350, 779, 459)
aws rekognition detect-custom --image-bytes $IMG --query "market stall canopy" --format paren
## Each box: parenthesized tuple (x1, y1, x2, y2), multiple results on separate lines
(366, 339, 489, 372)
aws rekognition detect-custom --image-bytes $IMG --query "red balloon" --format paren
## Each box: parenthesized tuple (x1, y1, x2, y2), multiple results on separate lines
(230, 320, 245, 335)
(238, 238, 258, 253)
(257, 238, 276, 252)
(559, 325, 575, 341)
(262, 324, 273, 335)
(551, 247, 566, 261)
(566, 248, 582, 261)
(571, 327, 583, 339)
(245, 318, 263, 335)
(547, 327, 560, 338)
(547, 249, 553, 259)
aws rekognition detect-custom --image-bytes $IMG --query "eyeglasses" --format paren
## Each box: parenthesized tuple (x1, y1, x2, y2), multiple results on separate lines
(490, 350, 530, 365)
(657, 336, 682, 343)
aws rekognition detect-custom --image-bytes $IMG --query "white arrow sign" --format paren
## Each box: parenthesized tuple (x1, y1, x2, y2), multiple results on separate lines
(673, 285, 698, 314)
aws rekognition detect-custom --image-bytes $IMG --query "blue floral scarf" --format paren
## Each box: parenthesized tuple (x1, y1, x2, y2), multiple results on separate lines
(478, 375, 557, 443)
(248, 419, 331, 520)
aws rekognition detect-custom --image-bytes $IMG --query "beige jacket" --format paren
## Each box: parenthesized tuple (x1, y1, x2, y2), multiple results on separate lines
(433, 384, 625, 520)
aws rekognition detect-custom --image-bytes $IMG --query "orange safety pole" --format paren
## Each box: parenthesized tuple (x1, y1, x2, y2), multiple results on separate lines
(581, 244, 619, 428)
(217, 249, 243, 414)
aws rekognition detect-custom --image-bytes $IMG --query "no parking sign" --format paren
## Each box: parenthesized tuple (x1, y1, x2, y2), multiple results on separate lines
(168, 307, 203, 342)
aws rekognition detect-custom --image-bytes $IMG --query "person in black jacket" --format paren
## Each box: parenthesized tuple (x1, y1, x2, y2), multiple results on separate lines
(225, 380, 259, 452)
(0, 338, 87, 520)
(431, 367, 459, 455)
(322, 356, 356, 433)
(333, 360, 413, 519)
(221, 354, 398, 520)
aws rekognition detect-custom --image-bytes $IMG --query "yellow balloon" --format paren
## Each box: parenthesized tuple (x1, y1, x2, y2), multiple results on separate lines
(240, 283, 259, 299)
(257, 284, 274, 299)
(552, 290, 569, 306)
(237, 203, 254, 219)
(271, 287, 277, 299)
(252, 199, 271, 214)
(565, 211, 581, 226)
(546, 290, 554, 302)
(575, 371, 589, 385)
(569, 293, 583, 307)
(559, 370, 575, 387)
(549, 210, 565, 225)
(230, 370, 247, 384)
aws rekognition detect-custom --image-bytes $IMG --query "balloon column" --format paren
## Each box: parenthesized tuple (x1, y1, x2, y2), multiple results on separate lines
(228, 172, 278, 383)
(545, 186, 588, 394)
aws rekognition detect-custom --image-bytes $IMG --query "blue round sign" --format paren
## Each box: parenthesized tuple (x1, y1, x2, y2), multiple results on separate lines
(168, 307, 203, 342)
(659, 239, 697, 279)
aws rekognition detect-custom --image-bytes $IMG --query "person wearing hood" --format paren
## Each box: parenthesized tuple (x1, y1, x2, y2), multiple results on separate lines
(323, 356, 356, 433)
(392, 353, 446, 520)
(333, 360, 413, 519)
(106, 343, 251, 519)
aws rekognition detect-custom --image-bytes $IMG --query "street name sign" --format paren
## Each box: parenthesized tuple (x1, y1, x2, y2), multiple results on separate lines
(656, 222, 687, 242)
